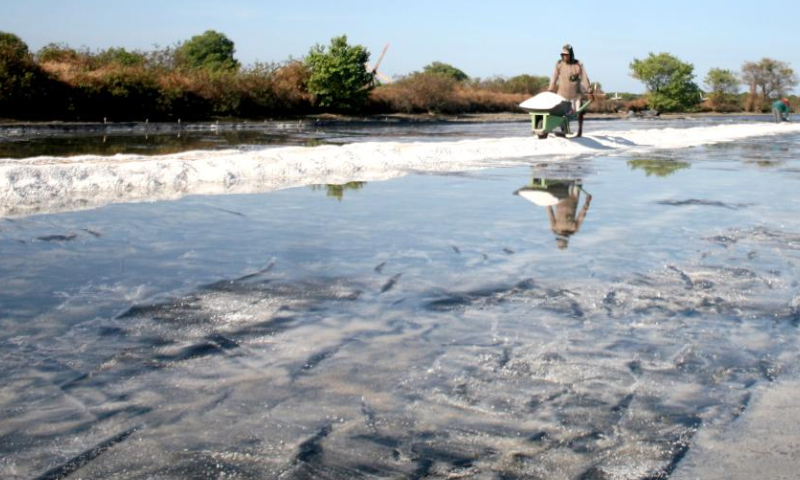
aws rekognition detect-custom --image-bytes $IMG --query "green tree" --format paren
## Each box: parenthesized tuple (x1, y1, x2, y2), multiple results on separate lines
(312, 181, 366, 201)
(504, 74, 549, 94)
(0, 32, 53, 118)
(704, 68, 740, 111)
(0, 32, 30, 60)
(95, 47, 146, 67)
(305, 35, 373, 110)
(37, 43, 81, 63)
(741, 58, 797, 111)
(630, 52, 700, 112)
(175, 30, 239, 72)
(422, 61, 468, 82)
(473, 74, 549, 94)
(627, 159, 690, 177)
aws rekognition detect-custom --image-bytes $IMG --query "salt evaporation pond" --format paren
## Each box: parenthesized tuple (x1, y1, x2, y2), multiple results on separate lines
(1, 118, 800, 479)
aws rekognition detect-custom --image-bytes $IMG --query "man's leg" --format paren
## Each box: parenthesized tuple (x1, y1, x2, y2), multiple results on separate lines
(572, 99, 584, 137)
(773, 109, 781, 123)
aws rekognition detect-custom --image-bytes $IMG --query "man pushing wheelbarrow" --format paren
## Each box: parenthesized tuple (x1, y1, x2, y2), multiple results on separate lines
(520, 44, 594, 139)
(549, 44, 593, 137)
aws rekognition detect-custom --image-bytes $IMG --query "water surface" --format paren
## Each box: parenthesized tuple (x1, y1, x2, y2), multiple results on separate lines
(1, 123, 799, 479)
(0, 114, 773, 158)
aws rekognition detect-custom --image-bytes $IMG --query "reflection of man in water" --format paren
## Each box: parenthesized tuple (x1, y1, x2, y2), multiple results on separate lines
(515, 178, 593, 249)
(546, 181, 592, 249)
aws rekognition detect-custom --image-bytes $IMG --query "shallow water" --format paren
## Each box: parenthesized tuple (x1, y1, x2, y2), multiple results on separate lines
(1, 122, 800, 479)
(0, 114, 773, 158)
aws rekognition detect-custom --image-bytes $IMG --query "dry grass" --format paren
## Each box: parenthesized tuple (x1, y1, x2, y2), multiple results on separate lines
(36, 56, 313, 120)
(19, 43, 761, 119)
(370, 73, 527, 114)
(455, 89, 527, 112)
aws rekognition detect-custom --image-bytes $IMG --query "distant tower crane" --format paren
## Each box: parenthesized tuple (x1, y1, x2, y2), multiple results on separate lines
(366, 43, 393, 85)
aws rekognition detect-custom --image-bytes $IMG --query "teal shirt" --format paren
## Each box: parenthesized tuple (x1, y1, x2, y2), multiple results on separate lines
(773, 101, 790, 113)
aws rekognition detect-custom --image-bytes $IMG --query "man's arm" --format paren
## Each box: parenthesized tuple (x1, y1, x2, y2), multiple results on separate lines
(547, 206, 556, 229)
(548, 61, 560, 93)
(574, 193, 592, 232)
(579, 63, 591, 95)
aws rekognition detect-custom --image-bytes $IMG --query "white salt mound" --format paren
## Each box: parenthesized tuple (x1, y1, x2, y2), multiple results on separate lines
(519, 92, 569, 111)
(2, 123, 800, 218)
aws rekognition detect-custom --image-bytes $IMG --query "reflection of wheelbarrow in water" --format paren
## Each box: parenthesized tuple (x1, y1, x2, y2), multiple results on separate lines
(514, 178, 582, 206)
(514, 178, 592, 250)
(519, 92, 592, 139)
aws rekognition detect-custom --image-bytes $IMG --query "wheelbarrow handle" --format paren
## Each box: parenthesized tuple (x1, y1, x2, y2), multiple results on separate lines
(575, 99, 593, 114)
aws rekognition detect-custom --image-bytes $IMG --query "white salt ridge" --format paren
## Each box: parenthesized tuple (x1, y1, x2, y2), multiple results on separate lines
(1, 123, 799, 217)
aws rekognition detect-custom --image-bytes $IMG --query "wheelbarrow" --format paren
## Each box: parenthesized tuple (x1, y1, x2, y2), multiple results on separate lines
(514, 178, 583, 206)
(519, 92, 593, 139)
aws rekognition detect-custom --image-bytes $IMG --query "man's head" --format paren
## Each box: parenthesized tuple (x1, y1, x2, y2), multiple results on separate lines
(782, 98, 790, 107)
(561, 44, 574, 63)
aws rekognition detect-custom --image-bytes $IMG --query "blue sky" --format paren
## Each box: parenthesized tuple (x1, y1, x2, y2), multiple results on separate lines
(3, 0, 799, 93)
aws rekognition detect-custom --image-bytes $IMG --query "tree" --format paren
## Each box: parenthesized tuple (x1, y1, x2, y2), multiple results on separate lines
(95, 47, 147, 67)
(422, 61, 468, 82)
(0, 32, 51, 117)
(630, 52, 700, 112)
(627, 159, 690, 177)
(0, 32, 30, 61)
(470, 74, 547, 94)
(175, 30, 239, 72)
(37, 43, 81, 64)
(704, 68, 740, 111)
(312, 182, 366, 201)
(741, 58, 798, 111)
(305, 35, 373, 110)
(504, 74, 549, 94)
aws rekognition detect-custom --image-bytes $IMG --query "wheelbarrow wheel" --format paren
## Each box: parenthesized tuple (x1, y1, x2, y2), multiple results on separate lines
(537, 132, 548, 139)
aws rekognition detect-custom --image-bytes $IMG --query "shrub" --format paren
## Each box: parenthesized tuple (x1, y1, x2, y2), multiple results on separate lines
(505, 74, 549, 95)
(0, 33, 38, 109)
(370, 72, 461, 113)
(3, 31, 639, 120)
(619, 97, 649, 113)
(586, 98, 618, 114)
(70, 66, 162, 120)
(0, 32, 67, 119)
(370, 72, 527, 114)
(0, 32, 30, 60)
(704, 68, 741, 112)
(95, 47, 147, 68)
(422, 62, 468, 82)
(627, 159, 690, 177)
(155, 71, 208, 119)
(456, 88, 525, 113)
(474, 74, 548, 95)
(37, 43, 81, 64)
(271, 60, 313, 113)
(306, 35, 373, 111)
(742, 58, 798, 112)
(630, 52, 700, 112)
(180, 69, 243, 116)
(175, 30, 240, 72)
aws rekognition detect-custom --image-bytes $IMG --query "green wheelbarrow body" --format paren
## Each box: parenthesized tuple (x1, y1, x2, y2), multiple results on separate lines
(529, 100, 592, 139)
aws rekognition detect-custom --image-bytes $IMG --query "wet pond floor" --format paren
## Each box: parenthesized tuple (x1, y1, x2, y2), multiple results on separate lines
(0, 114, 774, 158)
(1, 124, 800, 479)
